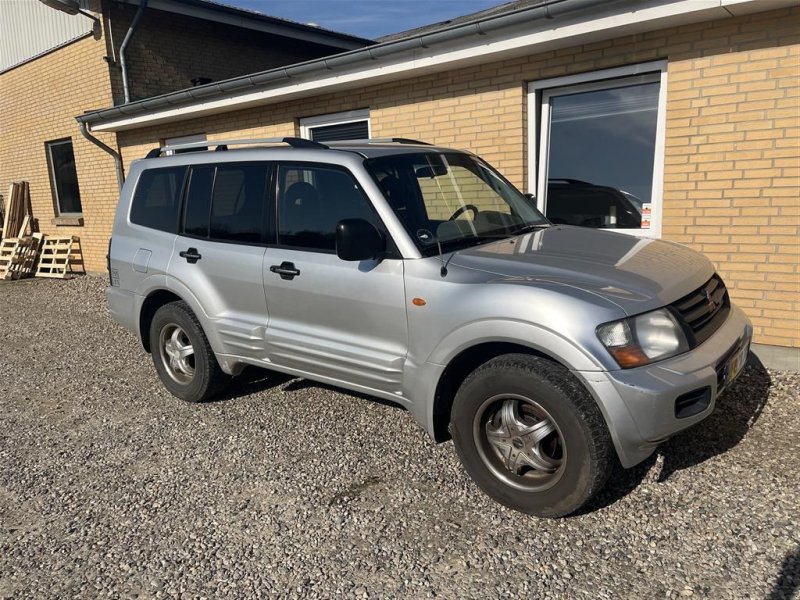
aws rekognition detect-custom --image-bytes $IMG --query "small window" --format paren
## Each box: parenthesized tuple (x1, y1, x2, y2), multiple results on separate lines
(183, 166, 214, 237)
(300, 109, 370, 142)
(164, 133, 207, 155)
(277, 164, 376, 252)
(130, 166, 187, 233)
(209, 164, 268, 243)
(46, 139, 82, 215)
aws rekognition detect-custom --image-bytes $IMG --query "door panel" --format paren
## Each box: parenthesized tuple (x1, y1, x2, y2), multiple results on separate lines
(167, 162, 271, 360)
(263, 249, 407, 394)
(264, 162, 408, 394)
(169, 238, 268, 358)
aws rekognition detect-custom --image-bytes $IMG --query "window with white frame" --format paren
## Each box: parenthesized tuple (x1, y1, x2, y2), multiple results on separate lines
(300, 109, 370, 142)
(528, 62, 667, 237)
(164, 133, 207, 155)
(46, 138, 83, 215)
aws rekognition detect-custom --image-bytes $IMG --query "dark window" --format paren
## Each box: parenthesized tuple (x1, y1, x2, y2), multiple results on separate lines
(46, 139, 82, 214)
(209, 165, 268, 243)
(543, 79, 659, 229)
(183, 166, 214, 238)
(130, 166, 187, 233)
(308, 120, 369, 142)
(277, 164, 376, 252)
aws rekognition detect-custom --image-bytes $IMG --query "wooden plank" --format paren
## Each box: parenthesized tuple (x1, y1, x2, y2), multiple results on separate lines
(1, 184, 13, 239)
(1, 183, 16, 240)
(17, 215, 30, 238)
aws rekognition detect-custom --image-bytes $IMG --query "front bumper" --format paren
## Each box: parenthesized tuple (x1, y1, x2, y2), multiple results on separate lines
(577, 303, 753, 468)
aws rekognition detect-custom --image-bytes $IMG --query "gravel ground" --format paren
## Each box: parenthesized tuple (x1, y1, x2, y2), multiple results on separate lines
(1, 276, 798, 599)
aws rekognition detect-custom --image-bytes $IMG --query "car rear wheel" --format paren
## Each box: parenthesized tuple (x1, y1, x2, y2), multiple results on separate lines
(450, 354, 613, 518)
(149, 301, 229, 402)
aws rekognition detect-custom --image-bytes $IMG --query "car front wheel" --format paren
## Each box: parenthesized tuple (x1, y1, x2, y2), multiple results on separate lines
(450, 354, 613, 518)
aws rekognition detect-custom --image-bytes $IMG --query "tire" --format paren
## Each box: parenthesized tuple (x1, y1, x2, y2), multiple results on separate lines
(149, 301, 229, 403)
(450, 354, 613, 518)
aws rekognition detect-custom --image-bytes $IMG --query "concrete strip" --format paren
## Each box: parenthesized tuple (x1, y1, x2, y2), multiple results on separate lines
(752, 343, 800, 372)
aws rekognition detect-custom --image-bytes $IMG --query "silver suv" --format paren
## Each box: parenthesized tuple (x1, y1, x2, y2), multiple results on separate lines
(107, 137, 752, 517)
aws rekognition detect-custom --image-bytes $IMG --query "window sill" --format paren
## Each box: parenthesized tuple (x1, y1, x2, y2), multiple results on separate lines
(51, 216, 84, 227)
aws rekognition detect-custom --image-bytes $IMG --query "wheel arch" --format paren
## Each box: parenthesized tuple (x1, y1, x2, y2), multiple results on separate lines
(431, 341, 566, 442)
(138, 289, 184, 353)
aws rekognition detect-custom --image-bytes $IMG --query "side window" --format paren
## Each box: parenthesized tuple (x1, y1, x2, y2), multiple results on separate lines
(277, 164, 376, 252)
(46, 138, 82, 215)
(130, 166, 187, 233)
(209, 165, 268, 243)
(183, 166, 214, 238)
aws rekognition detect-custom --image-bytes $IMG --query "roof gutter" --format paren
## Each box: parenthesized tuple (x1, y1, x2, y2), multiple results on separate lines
(120, 0, 148, 104)
(78, 0, 776, 132)
(77, 0, 612, 127)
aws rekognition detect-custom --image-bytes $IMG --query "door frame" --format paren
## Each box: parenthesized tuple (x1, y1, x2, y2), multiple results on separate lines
(527, 60, 668, 238)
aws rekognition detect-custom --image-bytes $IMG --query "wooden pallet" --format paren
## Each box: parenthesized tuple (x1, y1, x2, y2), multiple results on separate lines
(0, 238, 19, 279)
(35, 236, 83, 279)
(0, 235, 41, 280)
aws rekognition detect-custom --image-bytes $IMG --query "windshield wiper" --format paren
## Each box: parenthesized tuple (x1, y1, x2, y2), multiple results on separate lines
(510, 223, 551, 235)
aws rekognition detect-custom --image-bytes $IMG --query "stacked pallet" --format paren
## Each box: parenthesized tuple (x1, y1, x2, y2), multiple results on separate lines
(0, 181, 84, 281)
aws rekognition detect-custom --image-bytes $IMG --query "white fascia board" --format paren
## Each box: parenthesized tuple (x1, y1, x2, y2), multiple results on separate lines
(92, 0, 775, 133)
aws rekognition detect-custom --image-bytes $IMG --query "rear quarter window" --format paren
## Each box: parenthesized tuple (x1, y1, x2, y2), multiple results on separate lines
(130, 166, 187, 233)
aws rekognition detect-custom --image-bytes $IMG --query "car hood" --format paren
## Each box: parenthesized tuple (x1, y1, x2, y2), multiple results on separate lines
(448, 226, 715, 315)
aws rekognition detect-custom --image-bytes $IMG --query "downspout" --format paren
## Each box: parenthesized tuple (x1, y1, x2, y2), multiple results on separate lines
(79, 122, 125, 190)
(120, 0, 148, 103)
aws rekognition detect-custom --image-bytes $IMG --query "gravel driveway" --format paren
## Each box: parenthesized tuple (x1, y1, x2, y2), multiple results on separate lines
(1, 276, 798, 599)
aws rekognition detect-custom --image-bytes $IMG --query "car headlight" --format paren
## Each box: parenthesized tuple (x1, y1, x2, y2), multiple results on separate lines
(596, 308, 689, 368)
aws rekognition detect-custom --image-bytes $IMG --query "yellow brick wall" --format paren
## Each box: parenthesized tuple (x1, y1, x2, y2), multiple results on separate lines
(0, 30, 120, 274)
(112, 7, 796, 348)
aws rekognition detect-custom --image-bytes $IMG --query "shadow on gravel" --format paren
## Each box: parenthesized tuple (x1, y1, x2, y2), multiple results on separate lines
(769, 544, 800, 600)
(282, 378, 408, 412)
(216, 366, 408, 413)
(212, 367, 294, 402)
(579, 354, 772, 514)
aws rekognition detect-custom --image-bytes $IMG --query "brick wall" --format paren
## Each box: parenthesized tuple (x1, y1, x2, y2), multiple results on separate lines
(108, 3, 351, 103)
(112, 7, 797, 348)
(0, 29, 120, 273)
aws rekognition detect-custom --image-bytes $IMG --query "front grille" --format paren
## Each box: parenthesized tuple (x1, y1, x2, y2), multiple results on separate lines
(670, 274, 730, 346)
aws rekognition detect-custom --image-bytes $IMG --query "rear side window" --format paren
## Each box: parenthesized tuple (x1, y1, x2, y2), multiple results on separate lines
(209, 165, 268, 243)
(181, 163, 268, 243)
(130, 166, 187, 233)
(183, 166, 214, 237)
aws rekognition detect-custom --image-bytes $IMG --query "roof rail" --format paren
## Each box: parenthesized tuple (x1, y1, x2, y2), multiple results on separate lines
(144, 136, 328, 158)
(328, 137, 432, 146)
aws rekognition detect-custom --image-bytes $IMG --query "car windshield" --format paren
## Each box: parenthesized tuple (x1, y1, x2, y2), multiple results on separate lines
(365, 152, 548, 255)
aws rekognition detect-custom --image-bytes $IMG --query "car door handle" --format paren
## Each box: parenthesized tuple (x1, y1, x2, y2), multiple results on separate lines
(269, 261, 300, 280)
(179, 248, 202, 264)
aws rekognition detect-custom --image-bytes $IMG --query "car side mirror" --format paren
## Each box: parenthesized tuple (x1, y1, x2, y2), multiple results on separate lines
(336, 218, 385, 261)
